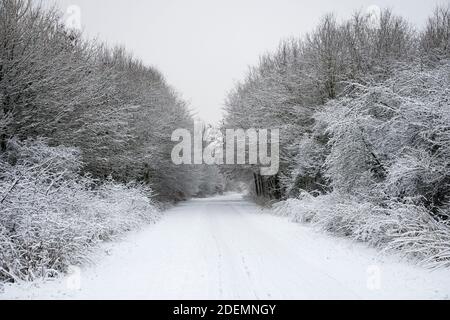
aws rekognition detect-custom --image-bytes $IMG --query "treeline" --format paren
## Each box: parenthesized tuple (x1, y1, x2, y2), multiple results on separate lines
(0, 0, 203, 282)
(0, 0, 200, 201)
(224, 6, 450, 267)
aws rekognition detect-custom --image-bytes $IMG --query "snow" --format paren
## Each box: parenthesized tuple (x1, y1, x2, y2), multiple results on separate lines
(2, 194, 450, 300)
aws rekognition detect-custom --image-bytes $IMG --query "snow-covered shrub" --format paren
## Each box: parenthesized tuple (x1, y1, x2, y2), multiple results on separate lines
(0, 139, 160, 283)
(273, 193, 450, 268)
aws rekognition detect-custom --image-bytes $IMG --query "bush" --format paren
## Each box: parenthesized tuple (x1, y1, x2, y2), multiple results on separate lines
(0, 139, 160, 283)
(273, 193, 450, 268)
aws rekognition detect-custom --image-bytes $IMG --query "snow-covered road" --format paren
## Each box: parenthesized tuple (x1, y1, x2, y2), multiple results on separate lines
(3, 194, 450, 300)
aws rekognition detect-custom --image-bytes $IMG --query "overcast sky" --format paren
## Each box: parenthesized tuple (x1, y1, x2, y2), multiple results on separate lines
(55, 0, 445, 124)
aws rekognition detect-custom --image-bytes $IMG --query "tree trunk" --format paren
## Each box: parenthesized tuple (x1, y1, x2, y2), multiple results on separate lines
(253, 173, 260, 196)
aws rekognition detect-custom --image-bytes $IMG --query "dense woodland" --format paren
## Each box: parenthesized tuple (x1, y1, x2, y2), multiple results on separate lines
(223, 6, 450, 267)
(0, 0, 206, 201)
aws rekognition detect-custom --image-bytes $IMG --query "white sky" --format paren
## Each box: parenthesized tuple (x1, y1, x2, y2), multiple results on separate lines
(55, 0, 446, 124)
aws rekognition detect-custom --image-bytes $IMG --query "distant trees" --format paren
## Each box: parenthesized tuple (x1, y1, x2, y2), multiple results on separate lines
(421, 6, 450, 64)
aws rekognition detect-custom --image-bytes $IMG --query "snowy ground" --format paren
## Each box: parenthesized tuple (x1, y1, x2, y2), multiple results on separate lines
(2, 194, 450, 300)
